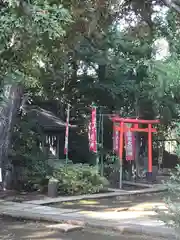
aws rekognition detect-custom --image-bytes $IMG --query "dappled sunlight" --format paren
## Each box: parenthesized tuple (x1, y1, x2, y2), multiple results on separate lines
(115, 200, 132, 204)
(60, 199, 112, 211)
(62, 200, 100, 207)
(62, 201, 75, 206)
(103, 207, 128, 212)
(86, 204, 110, 209)
(129, 202, 167, 211)
(78, 200, 99, 205)
(79, 210, 157, 220)
(54, 196, 167, 213)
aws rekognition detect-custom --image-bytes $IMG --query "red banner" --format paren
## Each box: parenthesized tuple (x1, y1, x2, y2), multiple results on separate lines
(89, 107, 97, 153)
(124, 124, 135, 161)
(113, 124, 119, 154)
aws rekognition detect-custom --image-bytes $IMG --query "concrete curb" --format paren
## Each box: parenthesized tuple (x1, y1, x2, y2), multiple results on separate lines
(0, 210, 178, 239)
(115, 225, 178, 239)
(25, 186, 167, 205)
(85, 222, 178, 239)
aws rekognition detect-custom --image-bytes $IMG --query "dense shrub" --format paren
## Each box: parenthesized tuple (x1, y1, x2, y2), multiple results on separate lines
(159, 165, 180, 229)
(53, 164, 109, 195)
(22, 155, 53, 192)
(159, 123, 180, 232)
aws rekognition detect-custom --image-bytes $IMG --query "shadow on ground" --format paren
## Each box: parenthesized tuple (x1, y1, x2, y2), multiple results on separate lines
(0, 217, 168, 240)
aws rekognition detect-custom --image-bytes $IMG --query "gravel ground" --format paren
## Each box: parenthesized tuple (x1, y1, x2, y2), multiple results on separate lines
(0, 217, 170, 240)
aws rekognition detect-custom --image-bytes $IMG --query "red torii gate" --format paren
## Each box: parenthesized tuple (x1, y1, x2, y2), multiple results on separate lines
(111, 117, 160, 184)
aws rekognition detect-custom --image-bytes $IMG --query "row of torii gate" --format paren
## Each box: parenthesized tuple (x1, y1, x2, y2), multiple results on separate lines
(111, 116, 160, 188)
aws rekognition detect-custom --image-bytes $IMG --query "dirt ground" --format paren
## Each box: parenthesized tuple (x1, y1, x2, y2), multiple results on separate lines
(0, 190, 46, 202)
(0, 217, 169, 240)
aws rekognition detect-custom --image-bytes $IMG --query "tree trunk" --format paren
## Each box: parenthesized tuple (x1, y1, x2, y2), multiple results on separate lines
(0, 84, 23, 189)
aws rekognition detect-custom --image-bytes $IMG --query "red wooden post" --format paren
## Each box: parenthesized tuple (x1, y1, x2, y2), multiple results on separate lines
(119, 121, 124, 189)
(148, 123, 152, 173)
(119, 121, 124, 160)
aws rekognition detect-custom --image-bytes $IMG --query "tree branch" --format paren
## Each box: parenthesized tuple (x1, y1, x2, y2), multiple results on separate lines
(162, 0, 180, 13)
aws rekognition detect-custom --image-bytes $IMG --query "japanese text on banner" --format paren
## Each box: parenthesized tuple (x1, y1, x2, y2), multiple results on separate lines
(89, 107, 97, 153)
(124, 124, 135, 161)
(113, 124, 119, 154)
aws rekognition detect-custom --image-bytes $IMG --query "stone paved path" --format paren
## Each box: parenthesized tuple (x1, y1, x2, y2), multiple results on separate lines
(0, 187, 177, 239)
(0, 199, 176, 238)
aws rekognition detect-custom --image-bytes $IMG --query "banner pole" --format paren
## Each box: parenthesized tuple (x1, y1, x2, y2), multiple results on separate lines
(95, 106, 99, 173)
(119, 122, 124, 189)
(100, 113, 104, 176)
(64, 103, 70, 170)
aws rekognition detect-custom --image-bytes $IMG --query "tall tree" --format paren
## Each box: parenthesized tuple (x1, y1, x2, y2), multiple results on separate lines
(0, 0, 72, 186)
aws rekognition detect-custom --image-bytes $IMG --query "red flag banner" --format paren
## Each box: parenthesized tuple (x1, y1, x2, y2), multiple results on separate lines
(124, 123, 135, 161)
(89, 107, 97, 153)
(113, 124, 119, 154)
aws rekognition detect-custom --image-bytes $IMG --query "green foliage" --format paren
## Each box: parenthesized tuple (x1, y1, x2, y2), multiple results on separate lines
(53, 164, 109, 195)
(23, 156, 53, 191)
(160, 123, 180, 229)
(175, 123, 180, 157)
(0, 0, 72, 86)
(10, 114, 53, 191)
(2, 0, 180, 190)
(159, 165, 180, 229)
(11, 114, 43, 163)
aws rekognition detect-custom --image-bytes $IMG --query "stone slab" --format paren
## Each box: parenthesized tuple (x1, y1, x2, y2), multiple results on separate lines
(113, 224, 178, 239)
(46, 223, 83, 232)
(24, 185, 167, 205)
(122, 181, 153, 188)
(82, 219, 178, 239)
